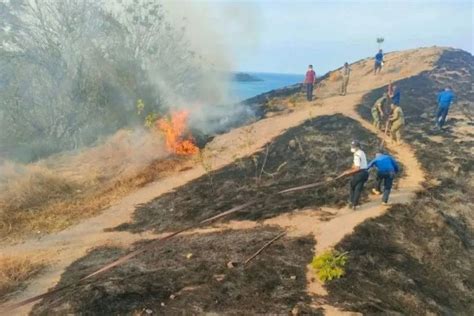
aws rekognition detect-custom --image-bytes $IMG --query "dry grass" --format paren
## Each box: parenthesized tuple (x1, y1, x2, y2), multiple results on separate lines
(0, 129, 195, 241)
(0, 255, 45, 301)
(329, 71, 341, 81)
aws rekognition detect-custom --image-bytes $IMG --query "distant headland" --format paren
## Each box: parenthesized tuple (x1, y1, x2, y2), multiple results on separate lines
(232, 72, 263, 82)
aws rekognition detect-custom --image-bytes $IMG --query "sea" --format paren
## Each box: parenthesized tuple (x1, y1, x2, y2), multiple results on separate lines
(230, 72, 302, 101)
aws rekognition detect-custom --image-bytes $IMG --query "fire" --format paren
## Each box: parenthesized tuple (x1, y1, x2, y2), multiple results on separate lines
(157, 110, 199, 155)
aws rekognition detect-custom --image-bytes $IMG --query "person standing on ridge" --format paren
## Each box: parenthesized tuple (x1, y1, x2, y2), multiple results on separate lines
(374, 49, 384, 74)
(435, 87, 456, 129)
(367, 150, 399, 205)
(341, 140, 369, 210)
(389, 103, 405, 145)
(372, 93, 388, 129)
(340, 62, 351, 96)
(304, 65, 316, 101)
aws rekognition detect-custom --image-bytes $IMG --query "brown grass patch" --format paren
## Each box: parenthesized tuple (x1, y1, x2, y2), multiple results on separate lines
(0, 129, 196, 241)
(0, 255, 46, 301)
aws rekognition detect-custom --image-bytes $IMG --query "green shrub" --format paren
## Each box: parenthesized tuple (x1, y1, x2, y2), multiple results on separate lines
(311, 250, 348, 282)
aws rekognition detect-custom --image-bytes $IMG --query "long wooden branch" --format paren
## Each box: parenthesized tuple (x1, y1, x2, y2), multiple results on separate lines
(244, 232, 286, 265)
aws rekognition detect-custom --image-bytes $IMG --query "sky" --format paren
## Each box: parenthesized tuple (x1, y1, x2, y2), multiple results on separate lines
(189, 0, 473, 74)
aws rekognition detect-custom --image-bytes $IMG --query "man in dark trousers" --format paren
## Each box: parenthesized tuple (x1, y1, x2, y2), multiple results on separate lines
(435, 87, 456, 129)
(374, 49, 384, 74)
(304, 65, 316, 101)
(340, 62, 351, 96)
(341, 140, 369, 210)
(367, 150, 399, 205)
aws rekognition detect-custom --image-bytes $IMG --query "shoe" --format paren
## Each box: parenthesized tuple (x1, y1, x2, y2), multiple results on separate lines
(352, 204, 357, 210)
(382, 201, 389, 205)
(372, 189, 382, 195)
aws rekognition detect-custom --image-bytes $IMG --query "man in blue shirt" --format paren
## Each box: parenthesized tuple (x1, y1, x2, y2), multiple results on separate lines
(435, 87, 456, 129)
(391, 85, 401, 106)
(367, 150, 399, 204)
(374, 49, 384, 74)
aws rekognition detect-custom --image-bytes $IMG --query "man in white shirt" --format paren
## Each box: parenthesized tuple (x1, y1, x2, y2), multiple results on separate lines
(341, 140, 369, 210)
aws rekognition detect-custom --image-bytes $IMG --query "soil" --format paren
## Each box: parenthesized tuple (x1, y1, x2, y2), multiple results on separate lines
(113, 114, 380, 234)
(326, 50, 474, 314)
(30, 227, 322, 315)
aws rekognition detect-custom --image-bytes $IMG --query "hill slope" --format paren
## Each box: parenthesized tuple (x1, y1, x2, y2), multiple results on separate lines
(2, 47, 472, 315)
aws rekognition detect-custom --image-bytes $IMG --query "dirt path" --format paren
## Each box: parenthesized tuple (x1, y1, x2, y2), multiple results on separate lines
(1, 47, 439, 315)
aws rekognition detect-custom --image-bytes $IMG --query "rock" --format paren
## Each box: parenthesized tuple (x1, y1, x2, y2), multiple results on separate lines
(144, 308, 153, 314)
(227, 261, 238, 269)
(420, 113, 429, 119)
(169, 294, 176, 300)
(213, 274, 226, 282)
(288, 139, 297, 149)
(186, 253, 193, 259)
(291, 302, 314, 315)
(290, 275, 297, 280)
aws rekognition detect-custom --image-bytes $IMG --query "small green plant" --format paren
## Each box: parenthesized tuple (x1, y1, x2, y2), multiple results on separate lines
(144, 113, 158, 129)
(136, 99, 145, 115)
(311, 250, 348, 282)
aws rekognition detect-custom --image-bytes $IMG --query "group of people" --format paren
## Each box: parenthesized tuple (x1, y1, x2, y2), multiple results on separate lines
(342, 141, 400, 210)
(303, 49, 457, 211)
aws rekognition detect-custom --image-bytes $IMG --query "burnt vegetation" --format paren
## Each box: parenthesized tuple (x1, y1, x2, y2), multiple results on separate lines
(327, 49, 474, 314)
(31, 227, 321, 315)
(114, 114, 380, 234)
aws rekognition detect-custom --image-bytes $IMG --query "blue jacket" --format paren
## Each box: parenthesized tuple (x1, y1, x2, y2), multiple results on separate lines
(367, 154, 399, 173)
(375, 52, 383, 63)
(392, 88, 401, 105)
(438, 90, 455, 108)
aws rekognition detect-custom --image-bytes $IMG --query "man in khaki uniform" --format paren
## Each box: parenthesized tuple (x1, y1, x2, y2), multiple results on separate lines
(371, 93, 388, 129)
(389, 104, 405, 144)
(340, 62, 351, 96)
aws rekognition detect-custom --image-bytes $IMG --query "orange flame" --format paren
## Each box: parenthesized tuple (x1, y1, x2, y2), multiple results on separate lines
(157, 110, 199, 155)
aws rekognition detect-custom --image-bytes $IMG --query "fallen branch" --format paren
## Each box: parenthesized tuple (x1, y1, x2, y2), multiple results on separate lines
(244, 231, 286, 265)
(1, 201, 256, 312)
(277, 171, 356, 194)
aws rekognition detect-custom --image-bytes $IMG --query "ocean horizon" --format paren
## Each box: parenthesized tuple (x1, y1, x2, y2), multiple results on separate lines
(231, 72, 302, 101)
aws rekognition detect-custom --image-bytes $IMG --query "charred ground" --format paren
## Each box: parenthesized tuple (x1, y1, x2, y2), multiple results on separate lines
(114, 114, 381, 234)
(327, 49, 474, 314)
(30, 227, 320, 315)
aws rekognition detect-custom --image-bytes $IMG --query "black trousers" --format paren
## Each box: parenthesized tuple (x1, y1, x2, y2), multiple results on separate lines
(349, 170, 369, 206)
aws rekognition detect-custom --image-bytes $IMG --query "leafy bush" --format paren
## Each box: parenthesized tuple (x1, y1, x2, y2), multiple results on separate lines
(311, 250, 348, 282)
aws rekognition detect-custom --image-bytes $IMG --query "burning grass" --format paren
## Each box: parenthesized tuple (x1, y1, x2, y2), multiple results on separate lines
(157, 110, 200, 155)
(30, 227, 321, 315)
(0, 255, 46, 302)
(0, 129, 194, 241)
(114, 114, 383, 234)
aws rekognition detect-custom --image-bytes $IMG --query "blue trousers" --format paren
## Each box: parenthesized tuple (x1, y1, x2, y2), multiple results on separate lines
(376, 171, 394, 203)
(436, 106, 449, 128)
